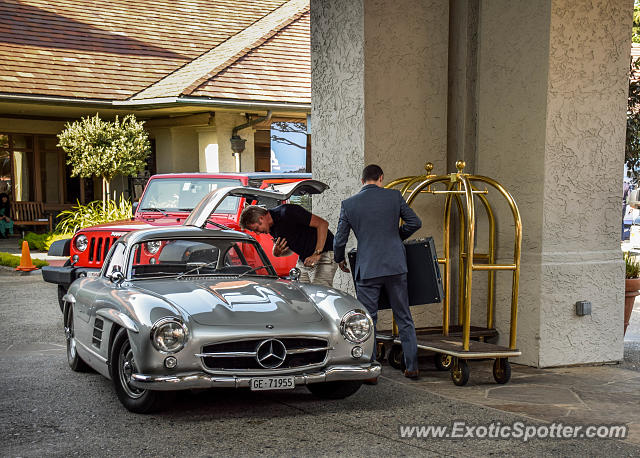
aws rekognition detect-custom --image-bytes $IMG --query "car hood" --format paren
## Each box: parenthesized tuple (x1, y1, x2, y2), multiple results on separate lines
(131, 277, 323, 325)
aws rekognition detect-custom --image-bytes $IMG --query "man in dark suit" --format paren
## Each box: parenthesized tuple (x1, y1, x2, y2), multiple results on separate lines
(334, 164, 422, 379)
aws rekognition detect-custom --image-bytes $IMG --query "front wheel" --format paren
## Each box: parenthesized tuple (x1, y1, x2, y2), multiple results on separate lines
(65, 305, 90, 372)
(307, 381, 363, 399)
(433, 353, 453, 371)
(111, 329, 162, 413)
(493, 358, 511, 384)
(450, 358, 470, 386)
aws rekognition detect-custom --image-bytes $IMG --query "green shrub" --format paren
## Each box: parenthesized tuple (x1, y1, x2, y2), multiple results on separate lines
(0, 252, 48, 268)
(19, 232, 73, 252)
(56, 196, 133, 234)
(625, 251, 640, 279)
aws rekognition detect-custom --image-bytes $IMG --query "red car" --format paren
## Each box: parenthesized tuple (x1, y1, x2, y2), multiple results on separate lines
(42, 172, 313, 308)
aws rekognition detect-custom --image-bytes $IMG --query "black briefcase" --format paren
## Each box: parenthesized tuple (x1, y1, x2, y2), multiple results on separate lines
(348, 237, 443, 309)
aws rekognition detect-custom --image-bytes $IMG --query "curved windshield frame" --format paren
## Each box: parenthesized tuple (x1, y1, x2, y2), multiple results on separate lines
(138, 178, 242, 214)
(125, 237, 276, 280)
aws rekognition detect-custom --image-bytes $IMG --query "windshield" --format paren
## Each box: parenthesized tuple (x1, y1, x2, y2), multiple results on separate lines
(138, 178, 242, 214)
(128, 238, 275, 279)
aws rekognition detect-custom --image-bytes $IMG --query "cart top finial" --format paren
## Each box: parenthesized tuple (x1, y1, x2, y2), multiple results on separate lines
(424, 162, 434, 175)
(455, 160, 466, 173)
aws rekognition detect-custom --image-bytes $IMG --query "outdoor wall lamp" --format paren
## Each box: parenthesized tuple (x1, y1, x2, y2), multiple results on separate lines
(230, 110, 272, 172)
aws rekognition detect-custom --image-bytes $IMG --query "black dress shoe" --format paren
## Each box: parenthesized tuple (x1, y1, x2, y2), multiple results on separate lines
(403, 370, 419, 380)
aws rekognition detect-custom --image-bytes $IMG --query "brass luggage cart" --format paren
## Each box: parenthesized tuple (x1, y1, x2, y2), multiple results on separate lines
(376, 161, 522, 386)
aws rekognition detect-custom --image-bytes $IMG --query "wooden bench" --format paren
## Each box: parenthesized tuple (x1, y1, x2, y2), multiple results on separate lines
(11, 201, 53, 233)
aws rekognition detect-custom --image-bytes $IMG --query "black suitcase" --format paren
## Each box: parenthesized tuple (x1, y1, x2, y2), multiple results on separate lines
(347, 237, 443, 309)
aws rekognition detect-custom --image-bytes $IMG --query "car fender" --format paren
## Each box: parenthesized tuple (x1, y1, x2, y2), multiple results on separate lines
(96, 309, 139, 333)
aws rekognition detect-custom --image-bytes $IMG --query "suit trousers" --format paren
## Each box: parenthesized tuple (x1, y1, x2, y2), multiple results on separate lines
(355, 273, 418, 372)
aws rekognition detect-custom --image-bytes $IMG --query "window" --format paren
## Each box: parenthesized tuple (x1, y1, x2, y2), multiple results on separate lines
(0, 133, 85, 204)
(138, 178, 242, 213)
(128, 238, 274, 279)
(103, 242, 126, 278)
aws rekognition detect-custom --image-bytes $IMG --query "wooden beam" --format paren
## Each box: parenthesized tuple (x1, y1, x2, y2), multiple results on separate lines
(144, 112, 214, 128)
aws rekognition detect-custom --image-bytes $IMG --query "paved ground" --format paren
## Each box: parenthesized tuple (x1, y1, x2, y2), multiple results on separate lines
(1, 270, 639, 456)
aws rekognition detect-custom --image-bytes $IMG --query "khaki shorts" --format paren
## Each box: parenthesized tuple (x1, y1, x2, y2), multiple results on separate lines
(295, 251, 338, 288)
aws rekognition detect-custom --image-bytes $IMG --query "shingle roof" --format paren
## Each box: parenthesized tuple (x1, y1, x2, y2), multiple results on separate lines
(191, 10, 310, 104)
(0, 0, 310, 106)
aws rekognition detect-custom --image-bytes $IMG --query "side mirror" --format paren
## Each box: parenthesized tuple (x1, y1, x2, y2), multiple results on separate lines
(110, 270, 125, 285)
(289, 267, 301, 281)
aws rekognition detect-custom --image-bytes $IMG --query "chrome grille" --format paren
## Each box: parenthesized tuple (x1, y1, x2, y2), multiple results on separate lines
(198, 337, 329, 371)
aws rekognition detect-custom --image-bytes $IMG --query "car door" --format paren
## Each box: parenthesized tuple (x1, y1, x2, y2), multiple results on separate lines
(184, 179, 328, 228)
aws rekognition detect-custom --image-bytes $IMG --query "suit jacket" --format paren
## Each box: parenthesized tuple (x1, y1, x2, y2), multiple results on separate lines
(333, 184, 422, 281)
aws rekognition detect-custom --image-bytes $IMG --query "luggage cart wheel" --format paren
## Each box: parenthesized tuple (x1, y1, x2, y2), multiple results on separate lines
(492, 358, 511, 384)
(376, 342, 386, 363)
(433, 353, 452, 371)
(387, 345, 406, 371)
(450, 358, 470, 386)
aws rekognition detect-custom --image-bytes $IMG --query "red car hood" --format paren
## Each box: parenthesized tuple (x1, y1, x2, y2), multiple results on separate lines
(78, 214, 238, 233)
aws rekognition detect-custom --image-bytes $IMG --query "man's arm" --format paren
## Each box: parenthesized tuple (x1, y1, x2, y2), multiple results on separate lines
(398, 193, 422, 240)
(333, 204, 351, 272)
(309, 214, 329, 254)
(302, 214, 330, 267)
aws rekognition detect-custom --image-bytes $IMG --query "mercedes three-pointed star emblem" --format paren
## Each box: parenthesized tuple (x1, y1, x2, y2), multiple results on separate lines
(255, 339, 287, 369)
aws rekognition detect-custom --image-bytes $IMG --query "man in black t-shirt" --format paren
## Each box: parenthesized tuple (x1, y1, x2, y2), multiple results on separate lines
(239, 204, 337, 287)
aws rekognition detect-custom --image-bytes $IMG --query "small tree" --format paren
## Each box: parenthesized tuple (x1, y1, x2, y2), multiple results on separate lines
(58, 114, 150, 208)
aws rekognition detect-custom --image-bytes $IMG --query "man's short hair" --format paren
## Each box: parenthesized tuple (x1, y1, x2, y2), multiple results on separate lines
(362, 164, 384, 182)
(239, 205, 267, 230)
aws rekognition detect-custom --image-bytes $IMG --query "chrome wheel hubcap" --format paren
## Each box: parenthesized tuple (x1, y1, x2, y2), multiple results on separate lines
(66, 315, 76, 361)
(119, 342, 145, 399)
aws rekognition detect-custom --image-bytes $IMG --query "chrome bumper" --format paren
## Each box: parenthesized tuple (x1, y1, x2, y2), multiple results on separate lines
(130, 363, 381, 391)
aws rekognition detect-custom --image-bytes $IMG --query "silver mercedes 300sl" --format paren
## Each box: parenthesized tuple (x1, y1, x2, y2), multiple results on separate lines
(61, 182, 379, 413)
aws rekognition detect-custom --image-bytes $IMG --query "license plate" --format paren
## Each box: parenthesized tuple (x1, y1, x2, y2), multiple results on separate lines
(250, 376, 295, 391)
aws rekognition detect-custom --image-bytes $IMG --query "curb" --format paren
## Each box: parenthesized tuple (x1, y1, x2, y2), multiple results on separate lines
(0, 265, 41, 275)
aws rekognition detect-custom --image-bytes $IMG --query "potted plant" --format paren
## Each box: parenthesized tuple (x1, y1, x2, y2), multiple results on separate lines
(624, 251, 640, 335)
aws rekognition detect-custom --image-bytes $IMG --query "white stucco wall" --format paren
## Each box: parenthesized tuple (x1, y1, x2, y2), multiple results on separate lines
(476, 0, 631, 366)
(311, 0, 365, 292)
(537, 0, 631, 366)
(313, 0, 632, 367)
(312, 0, 449, 309)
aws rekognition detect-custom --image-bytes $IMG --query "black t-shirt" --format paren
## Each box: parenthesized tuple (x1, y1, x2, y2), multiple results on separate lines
(268, 204, 334, 260)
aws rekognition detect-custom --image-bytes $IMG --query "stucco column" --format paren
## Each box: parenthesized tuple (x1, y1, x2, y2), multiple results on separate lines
(197, 127, 219, 173)
(312, 0, 449, 298)
(313, 0, 632, 367)
(151, 127, 199, 173)
(476, 0, 631, 366)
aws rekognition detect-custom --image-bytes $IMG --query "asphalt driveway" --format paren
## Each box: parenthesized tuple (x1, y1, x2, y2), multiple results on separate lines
(1, 270, 638, 457)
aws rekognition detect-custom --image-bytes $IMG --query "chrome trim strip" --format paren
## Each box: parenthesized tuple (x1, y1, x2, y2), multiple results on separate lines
(76, 340, 108, 364)
(130, 363, 381, 391)
(286, 346, 332, 355)
(195, 351, 256, 358)
(195, 346, 332, 358)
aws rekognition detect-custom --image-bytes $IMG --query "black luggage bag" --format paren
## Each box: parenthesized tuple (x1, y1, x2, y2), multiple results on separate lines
(347, 237, 443, 310)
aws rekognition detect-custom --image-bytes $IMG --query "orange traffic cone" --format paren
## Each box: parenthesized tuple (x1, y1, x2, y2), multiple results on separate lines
(16, 241, 38, 272)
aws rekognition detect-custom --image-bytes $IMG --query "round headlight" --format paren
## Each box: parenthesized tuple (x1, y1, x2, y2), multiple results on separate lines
(74, 234, 88, 252)
(150, 318, 188, 353)
(145, 240, 161, 254)
(340, 310, 373, 343)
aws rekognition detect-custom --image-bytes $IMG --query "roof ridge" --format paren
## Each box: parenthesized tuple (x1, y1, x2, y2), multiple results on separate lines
(130, 0, 309, 101)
